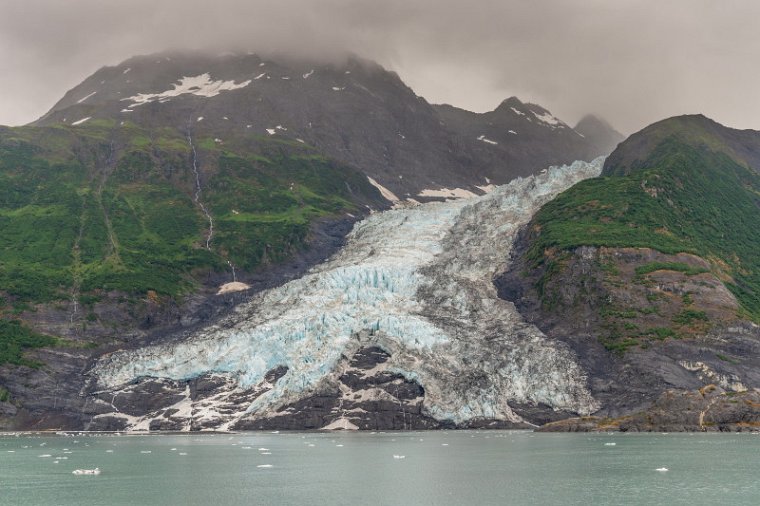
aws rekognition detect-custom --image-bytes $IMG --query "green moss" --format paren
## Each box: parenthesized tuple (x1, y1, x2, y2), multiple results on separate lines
(673, 309, 709, 325)
(0, 319, 57, 367)
(634, 262, 709, 278)
(0, 124, 383, 308)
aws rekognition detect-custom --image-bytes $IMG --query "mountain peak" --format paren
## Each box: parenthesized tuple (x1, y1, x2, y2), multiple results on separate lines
(603, 114, 760, 177)
(573, 114, 625, 155)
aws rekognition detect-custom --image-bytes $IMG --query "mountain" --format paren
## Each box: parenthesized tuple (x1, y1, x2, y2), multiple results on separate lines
(573, 114, 624, 155)
(0, 51, 624, 430)
(499, 114, 760, 429)
(36, 51, 619, 199)
(433, 98, 616, 181)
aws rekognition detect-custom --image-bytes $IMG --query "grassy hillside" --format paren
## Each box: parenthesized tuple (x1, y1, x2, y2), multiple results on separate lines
(527, 134, 760, 323)
(0, 121, 382, 363)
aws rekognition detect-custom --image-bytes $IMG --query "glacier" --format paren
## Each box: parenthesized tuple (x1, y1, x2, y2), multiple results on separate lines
(90, 157, 604, 429)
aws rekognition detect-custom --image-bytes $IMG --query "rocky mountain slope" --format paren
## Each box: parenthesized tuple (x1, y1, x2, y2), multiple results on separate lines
(37, 51, 619, 199)
(498, 114, 760, 429)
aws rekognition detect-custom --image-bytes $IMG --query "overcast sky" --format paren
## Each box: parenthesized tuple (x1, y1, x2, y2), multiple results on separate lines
(1, 0, 758, 133)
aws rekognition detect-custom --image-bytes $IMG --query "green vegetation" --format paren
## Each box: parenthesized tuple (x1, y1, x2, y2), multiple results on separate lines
(0, 319, 57, 367)
(673, 309, 709, 325)
(0, 386, 8, 402)
(0, 123, 383, 361)
(528, 136, 760, 322)
(716, 353, 739, 364)
(634, 262, 709, 278)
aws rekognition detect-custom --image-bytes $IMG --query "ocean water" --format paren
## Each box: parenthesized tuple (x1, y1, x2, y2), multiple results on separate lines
(1, 431, 759, 506)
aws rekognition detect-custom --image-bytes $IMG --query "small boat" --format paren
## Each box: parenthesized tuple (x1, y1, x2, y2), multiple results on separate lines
(72, 468, 101, 475)
(604, 442, 616, 446)
(655, 467, 669, 472)
(393, 455, 406, 460)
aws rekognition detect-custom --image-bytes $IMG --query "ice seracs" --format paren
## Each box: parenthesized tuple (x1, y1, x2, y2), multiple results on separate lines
(123, 73, 251, 108)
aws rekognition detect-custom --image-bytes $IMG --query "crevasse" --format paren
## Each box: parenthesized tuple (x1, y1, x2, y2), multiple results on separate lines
(92, 157, 604, 426)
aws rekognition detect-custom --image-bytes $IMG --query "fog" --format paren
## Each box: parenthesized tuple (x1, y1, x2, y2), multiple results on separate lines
(2, 0, 759, 133)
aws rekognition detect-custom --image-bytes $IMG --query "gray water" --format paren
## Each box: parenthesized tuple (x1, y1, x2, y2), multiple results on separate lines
(1, 431, 759, 506)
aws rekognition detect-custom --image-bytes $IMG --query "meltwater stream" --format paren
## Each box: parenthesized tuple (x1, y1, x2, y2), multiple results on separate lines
(91, 158, 604, 430)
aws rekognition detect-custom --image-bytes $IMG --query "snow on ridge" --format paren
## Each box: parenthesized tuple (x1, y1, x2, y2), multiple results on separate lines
(71, 117, 91, 126)
(91, 158, 605, 429)
(530, 110, 565, 128)
(510, 107, 525, 116)
(418, 187, 478, 199)
(123, 73, 251, 108)
(367, 176, 400, 203)
(76, 91, 97, 104)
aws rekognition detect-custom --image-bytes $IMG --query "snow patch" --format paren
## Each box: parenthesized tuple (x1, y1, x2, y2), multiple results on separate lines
(217, 282, 251, 295)
(530, 110, 565, 128)
(508, 130, 517, 135)
(510, 107, 524, 116)
(477, 135, 498, 145)
(76, 91, 97, 104)
(367, 177, 400, 203)
(302, 70, 314, 79)
(71, 117, 91, 126)
(123, 73, 251, 108)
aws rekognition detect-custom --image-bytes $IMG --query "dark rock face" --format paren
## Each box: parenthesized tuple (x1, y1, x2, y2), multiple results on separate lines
(538, 386, 760, 432)
(234, 347, 443, 431)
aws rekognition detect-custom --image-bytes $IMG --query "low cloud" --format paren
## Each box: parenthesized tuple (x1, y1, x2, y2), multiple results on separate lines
(1, 0, 759, 133)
